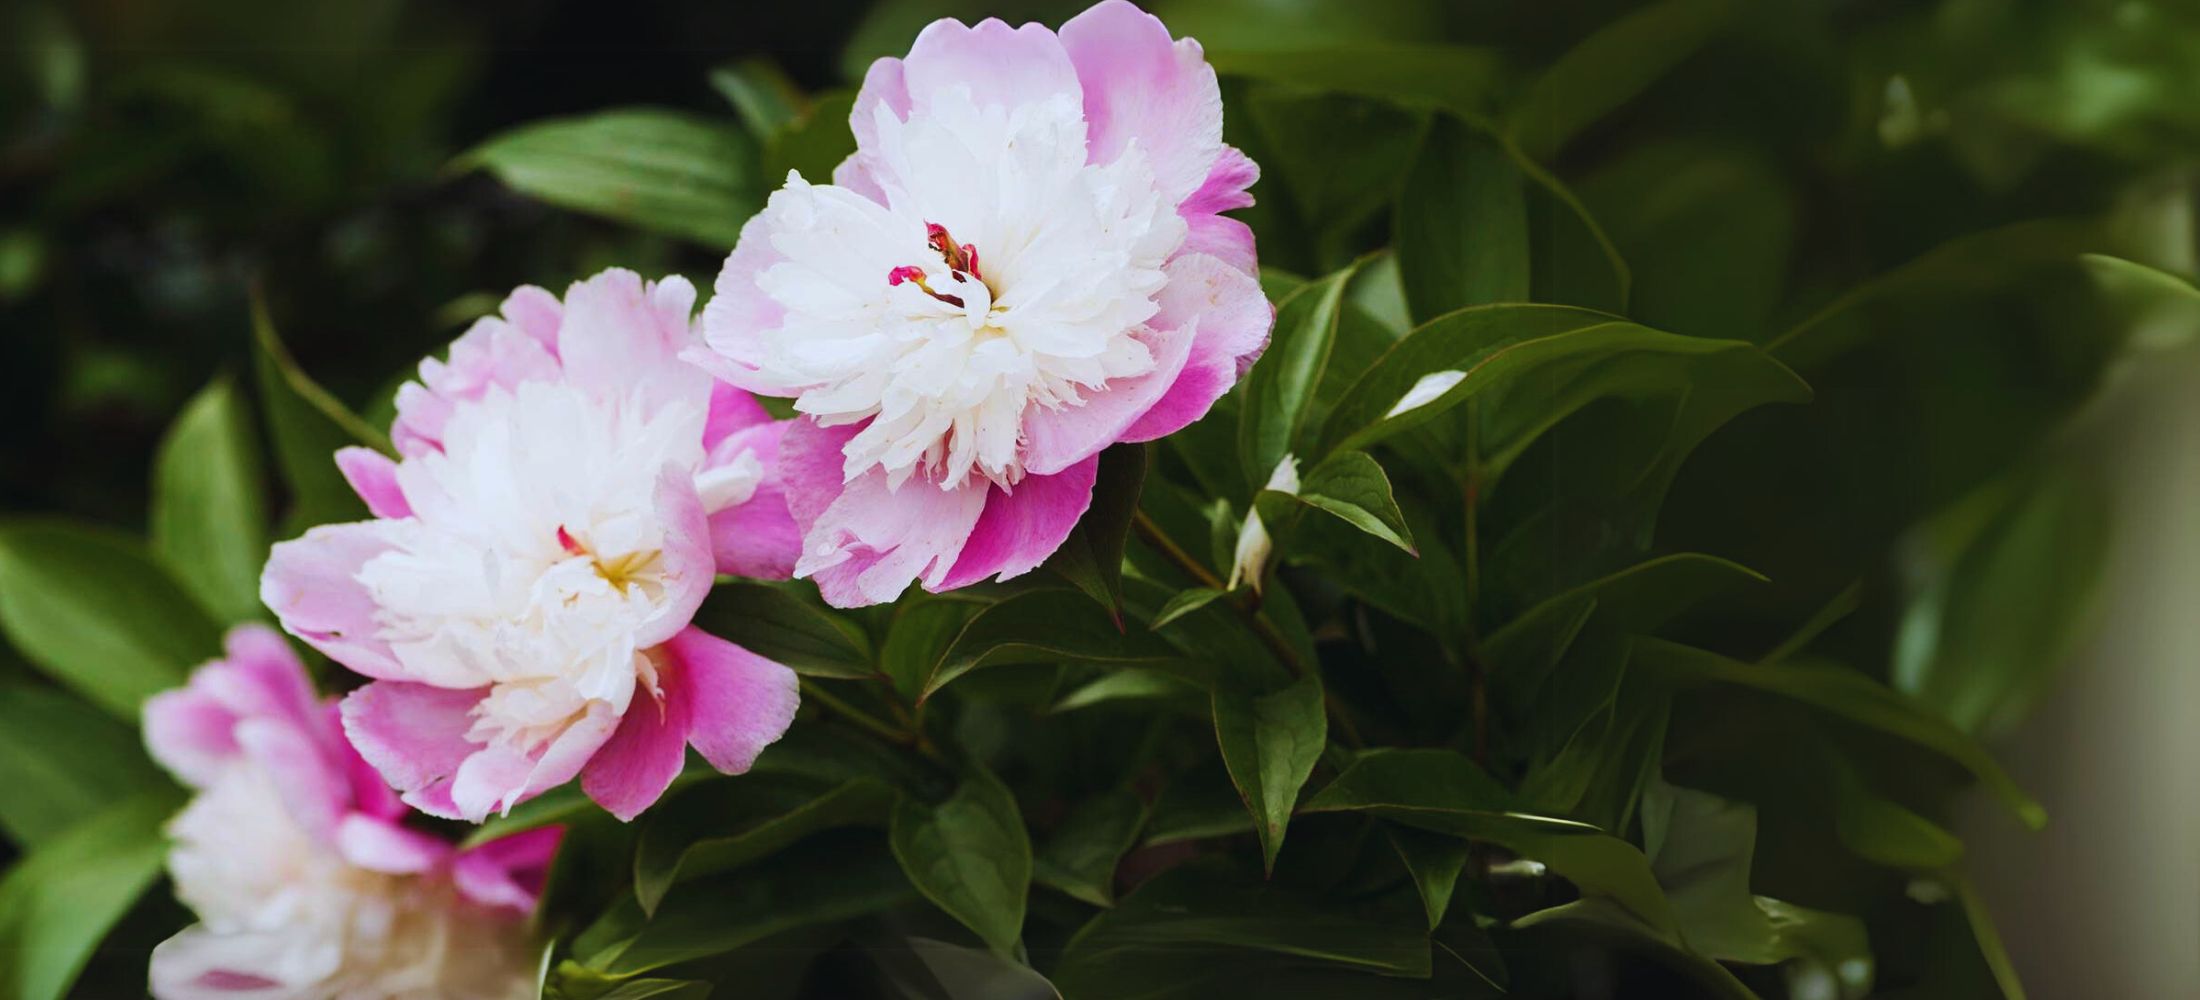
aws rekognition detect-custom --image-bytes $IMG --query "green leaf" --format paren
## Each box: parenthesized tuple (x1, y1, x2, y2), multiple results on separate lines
(710, 58, 802, 136)
(1054, 859, 1433, 994)
(0, 682, 170, 848)
(1050, 668, 1203, 714)
(251, 294, 376, 533)
(879, 597, 983, 702)
(889, 765, 1032, 958)
(1763, 218, 2109, 370)
(1632, 638, 2046, 829)
(1395, 115, 1528, 322)
(1509, 0, 1742, 161)
(576, 832, 912, 977)
(0, 519, 222, 718)
(762, 91, 858, 186)
(1954, 876, 2028, 1000)
(1322, 306, 1809, 466)
(871, 936, 1064, 1000)
(922, 589, 1183, 699)
(1042, 443, 1147, 618)
(0, 790, 177, 1000)
(1033, 788, 1147, 907)
(1239, 265, 1354, 486)
(1577, 141, 1796, 341)
(1258, 450, 1416, 554)
(1891, 457, 2109, 736)
(1148, 587, 1228, 630)
(1385, 824, 1473, 930)
(1211, 672, 1326, 873)
(1484, 553, 1767, 672)
(634, 776, 892, 915)
(457, 108, 760, 248)
(2081, 253, 2200, 353)
(1639, 778, 1870, 973)
(694, 581, 873, 679)
(1305, 749, 1679, 934)
(1241, 88, 1426, 267)
(150, 376, 269, 623)
(1207, 44, 1501, 121)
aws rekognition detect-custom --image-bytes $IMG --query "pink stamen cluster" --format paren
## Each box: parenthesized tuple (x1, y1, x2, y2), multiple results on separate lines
(886, 222, 984, 309)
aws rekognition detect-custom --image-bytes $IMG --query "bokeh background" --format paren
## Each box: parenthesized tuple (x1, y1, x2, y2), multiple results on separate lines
(5, 0, 2198, 994)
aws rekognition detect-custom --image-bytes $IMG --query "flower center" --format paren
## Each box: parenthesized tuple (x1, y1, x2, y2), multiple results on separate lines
(886, 222, 993, 312)
(555, 525, 663, 597)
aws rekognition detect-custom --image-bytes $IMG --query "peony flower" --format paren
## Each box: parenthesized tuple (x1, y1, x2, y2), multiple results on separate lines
(698, 0, 1273, 607)
(142, 625, 559, 1000)
(261, 269, 802, 822)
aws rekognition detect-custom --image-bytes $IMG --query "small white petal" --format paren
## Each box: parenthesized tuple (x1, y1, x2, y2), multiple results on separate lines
(1385, 369, 1467, 419)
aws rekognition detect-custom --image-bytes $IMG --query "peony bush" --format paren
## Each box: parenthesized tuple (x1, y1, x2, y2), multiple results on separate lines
(0, 1, 2188, 997)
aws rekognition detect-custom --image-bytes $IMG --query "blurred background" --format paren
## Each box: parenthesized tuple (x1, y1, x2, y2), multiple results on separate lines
(4, 0, 2197, 995)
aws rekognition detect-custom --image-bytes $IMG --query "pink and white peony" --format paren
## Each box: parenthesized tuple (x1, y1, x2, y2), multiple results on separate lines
(142, 625, 559, 1000)
(261, 269, 802, 822)
(698, 0, 1272, 607)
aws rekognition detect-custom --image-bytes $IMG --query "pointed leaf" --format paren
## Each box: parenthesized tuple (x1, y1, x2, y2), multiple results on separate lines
(1033, 789, 1148, 907)
(150, 376, 269, 622)
(1240, 265, 1354, 483)
(634, 776, 893, 915)
(1043, 443, 1147, 617)
(1396, 115, 1528, 322)
(694, 581, 873, 679)
(1211, 672, 1326, 872)
(923, 590, 1183, 699)
(0, 519, 221, 718)
(458, 108, 760, 248)
(0, 790, 177, 1000)
(890, 765, 1032, 958)
(0, 682, 170, 848)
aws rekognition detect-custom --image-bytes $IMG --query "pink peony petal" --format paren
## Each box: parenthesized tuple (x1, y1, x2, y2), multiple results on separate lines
(141, 687, 239, 788)
(333, 446, 411, 519)
(1182, 145, 1261, 217)
(261, 522, 407, 680)
(339, 681, 484, 820)
(662, 627, 798, 775)
(1123, 252, 1274, 442)
(454, 826, 563, 913)
(579, 675, 693, 823)
(705, 420, 801, 580)
(1180, 213, 1259, 277)
(449, 701, 618, 821)
(335, 813, 451, 875)
(781, 419, 990, 608)
(150, 927, 321, 1000)
(1060, 0, 1226, 206)
(704, 381, 773, 450)
(1020, 323, 1196, 476)
(555, 269, 711, 415)
(638, 464, 715, 650)
(934, 456, 1102, 591)
(901, 16, 1082, 115)
(234, 716, 350, 839)
(390, 289, 563, 456)
(695, 211, 792, 393)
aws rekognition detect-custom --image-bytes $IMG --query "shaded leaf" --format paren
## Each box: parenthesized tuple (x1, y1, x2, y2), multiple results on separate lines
(695, 581, 874, 680)
(923, 589, 1183, 699)
(251, 294, 376, 532)
(1258, 449, 1416, 554)
(150, 376, 269, 622)
(1632, 638, 2045, 828)
(1044, 443, 1147, 617)
(0, 682, 170, 848)
(1509, 0, 1743, 160)
(1212, 672, 1325, 873)
(0, 791, 177, 1000)
(635, 776, 893, 915)
(0, 519, 221, 718)
(458, 108, 760, 247)
(890, 765, 1032, 957)
(1033, 788, 1147, 907)
(1395, 115, 1528, 322)
(1239, 265, 1354, 486)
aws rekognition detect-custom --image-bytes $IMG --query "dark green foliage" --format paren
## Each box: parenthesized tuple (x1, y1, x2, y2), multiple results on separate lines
(5, 1, 2194, 998)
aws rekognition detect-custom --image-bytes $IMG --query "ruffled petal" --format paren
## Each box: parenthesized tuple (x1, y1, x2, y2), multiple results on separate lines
(663, 627, 798, 775)
(449, 701, 617, 822)
(334, 813, 451, 875)
(705, 420, 801, 580)
(933, 457, 1101, 591)
(1060, 0, 1226, 206)
(637, 464, 715, 650)
(1020, 323, 1195, 476)
(260, 522, 407, 680)
(579, 675, 693, 822)
(338, 681, 484, 820)
(390, 287, 563, 456)
(149, 925, 331, 1000)
(900, 16, 1082, 115)
(333, 447, 410, 519)
(781, 418, 989, 608)
(453, 826, 563, 913)
(556, 269, 712, 416)
(1124, 252, 1273, 442)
